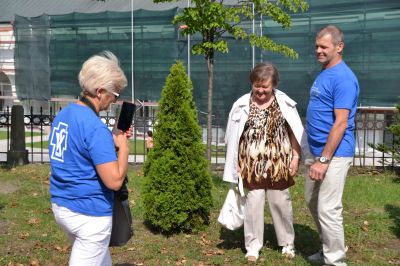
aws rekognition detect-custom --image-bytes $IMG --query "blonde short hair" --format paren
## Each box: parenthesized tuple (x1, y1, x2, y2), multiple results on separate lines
(78, 51, 127, 96)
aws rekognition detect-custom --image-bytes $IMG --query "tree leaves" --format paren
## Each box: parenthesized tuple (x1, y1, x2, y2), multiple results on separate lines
(249, 35, 299, 59)
(168, 0, 309, 58)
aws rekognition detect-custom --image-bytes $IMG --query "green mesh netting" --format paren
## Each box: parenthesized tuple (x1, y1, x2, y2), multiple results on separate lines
(14, 14, 51, 100)
(13, 0, 400, 118)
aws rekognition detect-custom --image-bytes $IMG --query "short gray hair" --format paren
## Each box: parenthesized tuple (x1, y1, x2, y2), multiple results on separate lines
(316, 25, 344, 46)
(78, 51, 127, 96)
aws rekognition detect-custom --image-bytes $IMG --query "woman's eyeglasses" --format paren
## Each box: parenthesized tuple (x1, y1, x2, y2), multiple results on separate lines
(98, 87, 120, 100)
(110, 91, 120, 100)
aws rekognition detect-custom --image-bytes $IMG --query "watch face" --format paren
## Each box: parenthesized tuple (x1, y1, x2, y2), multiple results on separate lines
(319, 157, 328, 163)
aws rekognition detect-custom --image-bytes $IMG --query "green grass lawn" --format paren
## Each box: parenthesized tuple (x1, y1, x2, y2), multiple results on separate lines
(28, 139, 148, 155)
(0, 165, 399, 265)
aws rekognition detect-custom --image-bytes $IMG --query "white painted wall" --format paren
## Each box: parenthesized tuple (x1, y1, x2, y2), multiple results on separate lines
(0, 23, 16, 110)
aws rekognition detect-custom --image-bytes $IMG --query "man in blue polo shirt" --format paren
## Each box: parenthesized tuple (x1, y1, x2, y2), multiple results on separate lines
(305, 25, 359, 266)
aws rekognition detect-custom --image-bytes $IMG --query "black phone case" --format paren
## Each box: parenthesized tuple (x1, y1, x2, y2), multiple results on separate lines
(117, 102, 136, 131)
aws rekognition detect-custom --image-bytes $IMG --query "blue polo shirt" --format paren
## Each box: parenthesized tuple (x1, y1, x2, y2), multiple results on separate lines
(306, 61, 359, 157)
(49, 103, 117, 216)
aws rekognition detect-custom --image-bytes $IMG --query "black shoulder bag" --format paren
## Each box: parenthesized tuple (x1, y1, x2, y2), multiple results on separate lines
(109, 176, 133, 246)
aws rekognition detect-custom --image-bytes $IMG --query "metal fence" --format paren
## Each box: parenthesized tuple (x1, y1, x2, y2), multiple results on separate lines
(0, 105, 397, 168)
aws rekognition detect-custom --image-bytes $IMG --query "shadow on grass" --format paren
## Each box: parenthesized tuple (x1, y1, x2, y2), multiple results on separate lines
(142, 218, 212, 237)
(142, 220, 177, 237)
(0, 164, 12, 170)
(293, 224, 321, 258)
(217, 223, 320, 258)
(217, 226, 245, 253)
(263, 223, 320, 257)
(115, 264, 136, 266)
(385, 204, 400, 238)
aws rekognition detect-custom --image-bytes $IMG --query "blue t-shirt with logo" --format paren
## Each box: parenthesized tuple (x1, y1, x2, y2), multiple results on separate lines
(49, 103, 117, 216)
(306, 61, 359, 157)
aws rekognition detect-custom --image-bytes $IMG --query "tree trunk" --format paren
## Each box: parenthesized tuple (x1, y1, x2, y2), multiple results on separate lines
(206, 57, 213, 162)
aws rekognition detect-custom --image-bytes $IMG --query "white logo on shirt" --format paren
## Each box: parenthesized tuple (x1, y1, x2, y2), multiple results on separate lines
(50, 122, 68, 162)
(310, 81, 321, 98)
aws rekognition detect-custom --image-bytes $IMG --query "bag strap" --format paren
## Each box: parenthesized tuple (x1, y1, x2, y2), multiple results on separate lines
(238, 176, 245, 197)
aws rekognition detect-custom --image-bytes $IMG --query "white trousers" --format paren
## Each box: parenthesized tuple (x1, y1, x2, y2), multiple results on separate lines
(244, 188, 295, 258)
(52, 203, 113, 266)
(305, 157, 353, 266)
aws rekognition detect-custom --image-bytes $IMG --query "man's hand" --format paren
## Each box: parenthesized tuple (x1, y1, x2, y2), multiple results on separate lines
(309, 161, 329, 181)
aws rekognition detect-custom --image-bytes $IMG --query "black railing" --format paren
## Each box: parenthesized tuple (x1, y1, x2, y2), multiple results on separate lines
(0, 105, 397, 168)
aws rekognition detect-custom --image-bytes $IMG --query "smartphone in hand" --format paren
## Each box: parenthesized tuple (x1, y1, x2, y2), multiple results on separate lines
(117, 102, 136, 131)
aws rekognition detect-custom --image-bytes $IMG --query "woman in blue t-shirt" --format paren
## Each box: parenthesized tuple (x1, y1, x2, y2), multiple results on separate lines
(49, 51, 130, 265)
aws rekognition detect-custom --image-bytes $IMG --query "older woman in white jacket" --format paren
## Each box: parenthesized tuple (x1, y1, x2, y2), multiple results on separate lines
(223, 63, 310, 262)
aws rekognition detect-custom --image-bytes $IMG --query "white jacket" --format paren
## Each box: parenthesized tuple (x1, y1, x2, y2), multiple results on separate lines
(223, 89, 311, 183)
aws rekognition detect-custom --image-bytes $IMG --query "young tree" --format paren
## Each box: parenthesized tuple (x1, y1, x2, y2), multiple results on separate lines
(142, 61, 212, 233)
(154, 0, 309, 161)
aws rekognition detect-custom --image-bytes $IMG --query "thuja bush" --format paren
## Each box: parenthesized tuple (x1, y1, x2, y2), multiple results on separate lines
(142, 61, 212, 233)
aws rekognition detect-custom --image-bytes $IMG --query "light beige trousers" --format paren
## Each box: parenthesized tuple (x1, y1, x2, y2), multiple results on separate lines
(305, 157, 353, 266)
(244, 188, 295, 258)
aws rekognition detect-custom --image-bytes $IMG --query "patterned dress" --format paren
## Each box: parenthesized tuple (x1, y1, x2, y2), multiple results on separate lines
(238, 97, 294, 190)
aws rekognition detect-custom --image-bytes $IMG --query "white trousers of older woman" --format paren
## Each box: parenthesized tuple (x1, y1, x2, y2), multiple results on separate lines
(51, 203, 113, 266)
(244, 188, 295, 258)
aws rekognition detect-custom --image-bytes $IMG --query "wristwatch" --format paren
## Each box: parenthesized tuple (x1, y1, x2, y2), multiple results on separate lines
(319, 156, 330, 164)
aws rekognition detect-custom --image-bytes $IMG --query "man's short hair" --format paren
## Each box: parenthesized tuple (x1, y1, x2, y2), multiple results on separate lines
(316, 25, 344, 46)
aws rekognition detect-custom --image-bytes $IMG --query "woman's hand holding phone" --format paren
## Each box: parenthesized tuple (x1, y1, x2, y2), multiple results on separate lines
(112, 128, 129, 150)
(123, 126, 133, 139)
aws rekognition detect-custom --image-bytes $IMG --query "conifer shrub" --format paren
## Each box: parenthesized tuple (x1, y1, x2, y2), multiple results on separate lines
(142, 61, 212, 233)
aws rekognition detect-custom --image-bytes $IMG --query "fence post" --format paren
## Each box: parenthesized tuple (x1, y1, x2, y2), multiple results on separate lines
(7, 105, 29, 166)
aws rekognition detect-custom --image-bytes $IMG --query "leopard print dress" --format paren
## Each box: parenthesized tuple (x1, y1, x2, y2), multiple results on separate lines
(238, 97, 294, 190)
